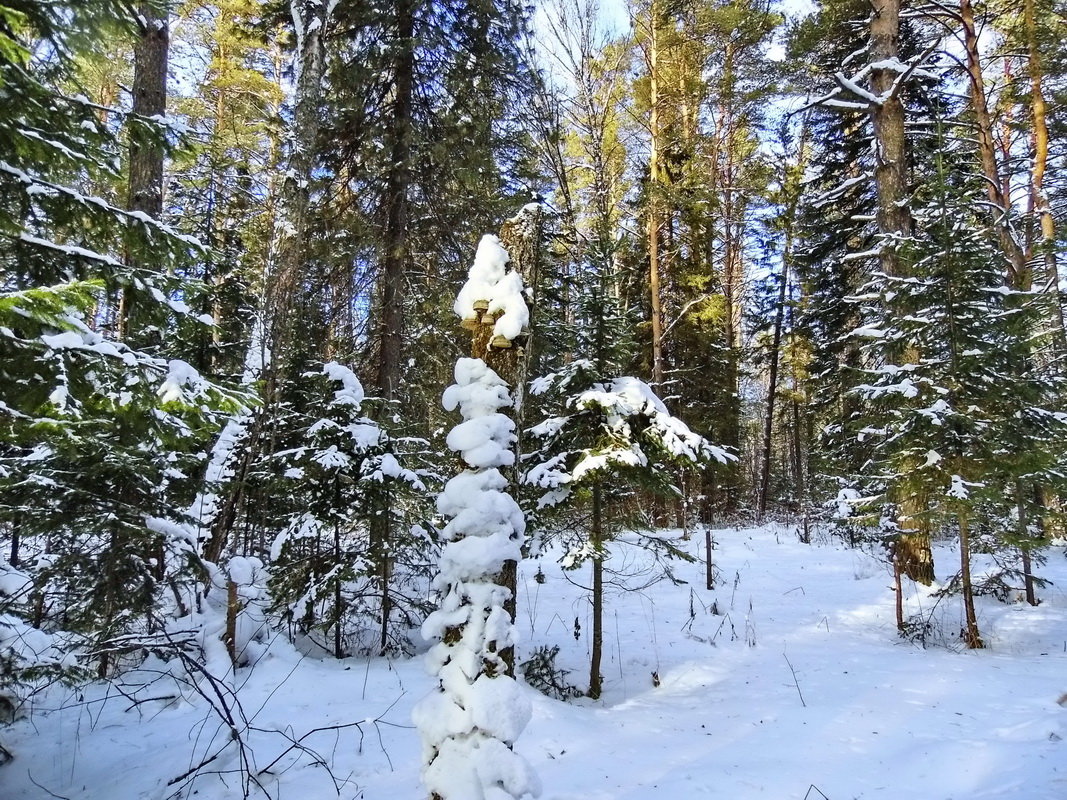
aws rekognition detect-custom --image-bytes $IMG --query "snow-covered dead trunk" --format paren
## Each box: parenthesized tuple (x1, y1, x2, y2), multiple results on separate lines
(413, 236, 539, 800)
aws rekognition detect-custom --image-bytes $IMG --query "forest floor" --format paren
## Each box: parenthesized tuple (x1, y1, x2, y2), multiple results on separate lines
(4, 522, 1066, 799)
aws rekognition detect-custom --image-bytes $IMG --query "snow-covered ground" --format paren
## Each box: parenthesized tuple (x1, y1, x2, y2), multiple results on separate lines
(4, 523, 1066, 799)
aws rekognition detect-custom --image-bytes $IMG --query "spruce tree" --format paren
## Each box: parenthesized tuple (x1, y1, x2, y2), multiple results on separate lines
(0, 0, 242, 688)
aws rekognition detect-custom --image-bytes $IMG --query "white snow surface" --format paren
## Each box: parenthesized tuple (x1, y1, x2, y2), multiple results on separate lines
(453, 235, 529, 341)
(4, 524, 1067, 799)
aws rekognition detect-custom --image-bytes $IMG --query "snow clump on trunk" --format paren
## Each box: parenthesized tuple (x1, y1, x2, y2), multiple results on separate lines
(412, 356, 540, 800)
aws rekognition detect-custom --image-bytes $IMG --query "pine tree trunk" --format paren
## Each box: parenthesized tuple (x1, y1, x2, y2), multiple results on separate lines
(897, 532, 935, 585)
(758, 133, 804, 519)
(869, 0, 910, 274)
(377, 0, 414, 402)
(646, 6, 664, 391)
(370, 0, 415, 654)
(128, 5, 168, 220)
(871, 0, 935, 584)
(958, 0, 1028, 288)
(588, 483, 604, 699)
(1023, 0, 1066, 349)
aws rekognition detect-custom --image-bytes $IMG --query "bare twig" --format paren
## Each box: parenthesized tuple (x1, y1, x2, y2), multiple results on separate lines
(783, 653, 806, 708)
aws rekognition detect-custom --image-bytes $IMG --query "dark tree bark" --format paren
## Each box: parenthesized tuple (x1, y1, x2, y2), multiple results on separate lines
(588, 483, 604, 699)
(128, 4, 168, 220)
(958, 513, 983, 648)
(370, 0, 415, 654)
(757, 256, 789, 520)
(376, 0, 414, 402)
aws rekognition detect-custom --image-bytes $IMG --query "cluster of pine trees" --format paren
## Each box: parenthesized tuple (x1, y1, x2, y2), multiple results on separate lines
(0, 0, 1064, 746)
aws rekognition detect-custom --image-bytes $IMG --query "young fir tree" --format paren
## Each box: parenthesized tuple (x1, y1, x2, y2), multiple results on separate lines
(0, 0, 243, 690)
(525, 231, 733, 697)
(267, 361, 429, 658)
(848, 140, 1067, 646)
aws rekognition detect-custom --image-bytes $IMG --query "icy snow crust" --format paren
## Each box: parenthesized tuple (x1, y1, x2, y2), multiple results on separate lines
(414, 358, 539, 800)
(453, 235, 529, 341)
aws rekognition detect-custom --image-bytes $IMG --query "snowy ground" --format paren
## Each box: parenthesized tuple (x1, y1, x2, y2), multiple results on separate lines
(4, 523, 1066, 799)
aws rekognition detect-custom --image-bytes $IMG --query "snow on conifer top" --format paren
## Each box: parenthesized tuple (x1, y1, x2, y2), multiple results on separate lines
(453, 235, 529, 341)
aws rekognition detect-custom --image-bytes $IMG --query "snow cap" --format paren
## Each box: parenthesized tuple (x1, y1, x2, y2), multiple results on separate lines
(454, 235, 529, 342)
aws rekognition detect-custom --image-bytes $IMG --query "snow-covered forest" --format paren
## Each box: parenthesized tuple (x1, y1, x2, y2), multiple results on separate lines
(1, 0, 1065, 798)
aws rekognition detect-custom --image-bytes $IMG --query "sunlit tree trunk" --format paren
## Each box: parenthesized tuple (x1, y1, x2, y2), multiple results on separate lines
(1023, 0, 1066, 348)
(958, 0, 1028, 288)
(119, 3, 169, 340)
(870, 0, 934, 585)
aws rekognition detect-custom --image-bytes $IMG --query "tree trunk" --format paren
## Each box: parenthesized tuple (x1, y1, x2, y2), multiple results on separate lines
(262, 0, 329, 376)
(757, 255, 788, 520)
(1023, 0, 1066, 349)
(370, 0, 415, 654)
(120, 3, 169, 339)
(334, 516, 344, 659)
(459, 207, 542, 676)
(705, 525, 714, 591)
(957, 513, 983, 649)
(377, 0, 414, 402)
(8, 520, 18, 567)
(958, 0, 1028, 288)
(1016, 480, 1039, 606)
(225, 576, 239, 665)
(128, 5, 168, 220)
(869, 0, 910, 274)
(870, 0, 934, 584)
(893, 550, 904, 633)
(588, 482, 604, 699)
(757, 131, 805, 519)
(646, 6, 665, 391)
